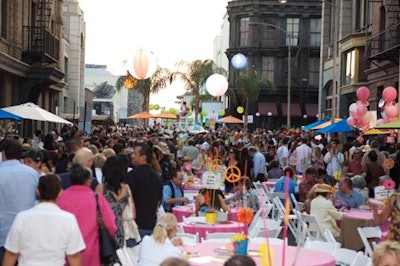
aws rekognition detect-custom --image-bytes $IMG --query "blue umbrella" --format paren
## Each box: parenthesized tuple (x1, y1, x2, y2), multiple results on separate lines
(302, 117, 329, 131)
(316, 118, 355, 133)
(0, 109, 21, 120)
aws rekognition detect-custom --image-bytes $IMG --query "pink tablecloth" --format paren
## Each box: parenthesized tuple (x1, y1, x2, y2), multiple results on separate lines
(183, 242, 336, 266)
(263, 180, 276, 189)
(173, 206, 239, 222)
(340, 208, 389, 251)
(180, 221, 246, 241)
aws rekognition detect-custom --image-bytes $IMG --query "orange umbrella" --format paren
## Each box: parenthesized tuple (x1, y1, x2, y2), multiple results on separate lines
(152, 112, 177, 120)
(216, 115, 244, 124)
(311, 118, 342, 130)
(126, 111, 152, 119)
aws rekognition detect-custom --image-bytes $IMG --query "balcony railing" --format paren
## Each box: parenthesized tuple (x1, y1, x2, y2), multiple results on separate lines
(367, 22, 400, 61)
(22, 26, 60, 63)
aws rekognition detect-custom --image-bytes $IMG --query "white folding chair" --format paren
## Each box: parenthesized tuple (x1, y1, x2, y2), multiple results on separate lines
(116, 246, 138, 266)
(176, 232, 199, 246)
(332, 248, 358, 266)
(248, 203, 273, 233)
(350, 251, 372, 266)
(299, 211, 326, 241)
(324, 229, 340, 247)
(271, 196, 298, 242)
(205, 232, 237, 240)
(303, 238, 340, 255)
(251, 226, 283, 239)
(357, 226, 382, 257)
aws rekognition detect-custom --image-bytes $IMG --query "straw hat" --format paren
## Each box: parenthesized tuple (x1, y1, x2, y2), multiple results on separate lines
(361, 145, 372, 153)
(313, 184, 334, 193)
(154, 142, 171, 155)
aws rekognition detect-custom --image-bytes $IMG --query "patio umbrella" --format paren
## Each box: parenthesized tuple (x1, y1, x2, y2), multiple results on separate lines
(311, 118, 342, 130)
(302, 117, 329, 131)
(375, 119, 400, 129)
(363, 128, 392, 135)
(0, 109, 21, 120)
(152, 112, 177, 120)
(216, 115, 243, 124)
(2, 102, 72, 125)
(315, 119, 355, 133)
(126, 111, 152, 119)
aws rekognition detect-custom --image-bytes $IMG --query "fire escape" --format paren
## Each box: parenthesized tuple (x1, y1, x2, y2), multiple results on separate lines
(367, 0, 400, 64)
(22, 0, 60, 65)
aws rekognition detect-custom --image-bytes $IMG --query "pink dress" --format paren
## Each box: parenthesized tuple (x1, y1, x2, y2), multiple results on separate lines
(57, 185, 117, 266)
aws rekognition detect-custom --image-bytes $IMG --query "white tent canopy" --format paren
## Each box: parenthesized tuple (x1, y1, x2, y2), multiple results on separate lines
(2, 102, 73, 125)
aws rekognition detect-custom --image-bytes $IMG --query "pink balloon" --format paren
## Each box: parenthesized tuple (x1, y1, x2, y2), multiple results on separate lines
(362, 124, 370, 131)
(357, 86, 370, 101)
(383, 86, 397, 102)
(376, 118, 385, 126)
(347, 117, 354, 127)
(361, 112, 372, 124)
(388, 116, 398, 122)
(356, 102, 368, 116)
(349, 103, 357, 115)
(385, 104, 398, 118)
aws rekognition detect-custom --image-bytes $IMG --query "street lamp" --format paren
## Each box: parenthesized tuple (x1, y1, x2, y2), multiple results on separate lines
(303, 114, 308, 125)
(249, 22, 292, 128)
(256, 112, 260, 128)
(267, 111, 273, 129)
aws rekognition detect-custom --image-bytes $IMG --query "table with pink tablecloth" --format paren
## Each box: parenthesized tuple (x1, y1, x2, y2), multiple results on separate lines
(173, 206, 239, 222)
(180, 221, 246, 241)
(263, 180, 276, 190)
(183, 242, 336, 266)
(340, 208, 389, 251)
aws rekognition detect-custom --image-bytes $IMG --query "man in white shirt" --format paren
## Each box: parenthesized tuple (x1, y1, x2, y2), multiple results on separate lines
(3, 174, 85, 266)
(249, 146, 267, 182)
(295, 138, 312, 175)
(276, 137, 289, 169)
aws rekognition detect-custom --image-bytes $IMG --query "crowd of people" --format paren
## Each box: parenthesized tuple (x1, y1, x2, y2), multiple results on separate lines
(0, 122, 399, 265)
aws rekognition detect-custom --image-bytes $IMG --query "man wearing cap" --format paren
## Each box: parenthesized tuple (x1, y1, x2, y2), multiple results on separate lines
(248, 146, 267, 182)
(0, 141, 39, 263)
(22, 149, 45, 176)
(154, 142, 173, 184)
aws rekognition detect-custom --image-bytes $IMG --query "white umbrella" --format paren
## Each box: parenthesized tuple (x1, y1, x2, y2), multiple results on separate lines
(2, 102, 73, 125)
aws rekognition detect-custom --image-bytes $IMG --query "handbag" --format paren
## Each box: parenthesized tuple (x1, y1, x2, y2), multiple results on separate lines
(95, 193, 117, 264)
(122, 185, 141, 243)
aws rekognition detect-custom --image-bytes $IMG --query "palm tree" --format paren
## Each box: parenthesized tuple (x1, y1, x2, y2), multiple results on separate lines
(170, 59, 227, 122)
(115, 67, 171, 112)
(236, 67, 275, 130)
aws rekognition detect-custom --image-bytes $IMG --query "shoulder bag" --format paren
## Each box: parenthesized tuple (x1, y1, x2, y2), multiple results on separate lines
(95, 193, 117, 264)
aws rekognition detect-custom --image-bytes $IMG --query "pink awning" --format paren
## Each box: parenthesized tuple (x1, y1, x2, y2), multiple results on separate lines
(305, 104, 318, 117)
(281, 103, 301, 117)
(258, 102, 278, 116)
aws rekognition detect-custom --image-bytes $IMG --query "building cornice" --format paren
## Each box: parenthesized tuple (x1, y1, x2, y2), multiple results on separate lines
(0, 52, 30, 77)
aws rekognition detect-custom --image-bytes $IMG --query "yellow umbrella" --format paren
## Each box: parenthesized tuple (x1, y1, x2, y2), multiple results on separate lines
(363, 128, 393, 135)
(311, 118, 342, 130)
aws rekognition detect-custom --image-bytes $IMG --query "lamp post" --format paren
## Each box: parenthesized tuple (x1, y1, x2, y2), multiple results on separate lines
(256, 112, 260, 129)
(267, 111, 272, 129)
(303, 114, 308, 125)
(249, 22, 292, 128)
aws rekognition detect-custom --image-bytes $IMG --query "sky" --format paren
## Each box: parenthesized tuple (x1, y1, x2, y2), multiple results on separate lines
(77, 0, 229, 109)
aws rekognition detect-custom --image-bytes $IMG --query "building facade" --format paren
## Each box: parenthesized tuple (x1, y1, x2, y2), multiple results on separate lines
(226, 0, 322, 129)
(0, 0, 65, 133)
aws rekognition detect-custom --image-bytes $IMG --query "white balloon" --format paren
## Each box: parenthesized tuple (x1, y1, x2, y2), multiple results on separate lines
(206, 74, 228, 97)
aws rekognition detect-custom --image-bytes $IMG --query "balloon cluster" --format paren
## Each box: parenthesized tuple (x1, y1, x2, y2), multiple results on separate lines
(376, 87, 398, 126)
(347, 86, 372, 131)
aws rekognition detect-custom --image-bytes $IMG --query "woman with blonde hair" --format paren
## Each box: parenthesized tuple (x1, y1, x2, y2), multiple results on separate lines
(138, 213, 183, 266)
(373, 240, 400, 266)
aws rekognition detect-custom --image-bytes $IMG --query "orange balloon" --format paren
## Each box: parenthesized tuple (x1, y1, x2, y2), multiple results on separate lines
(133, 49, 149, 80)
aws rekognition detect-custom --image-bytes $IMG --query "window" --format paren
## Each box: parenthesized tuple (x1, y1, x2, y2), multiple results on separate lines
(261, 57, 274, 82)
(286, 18, 299, 46)
(1, 0, 7, 38)
(240, 17, 250, 47)
(310, 19, 321, 47)
(354, 0, 371, 31)
(344, 49, 356, 85)
(309, 58, 319, 87)
(64, 57, 69, 83)
(261, 17, 275, 47)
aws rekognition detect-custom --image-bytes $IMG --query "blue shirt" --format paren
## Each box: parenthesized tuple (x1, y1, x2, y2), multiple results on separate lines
(162, 181, 185, 212)
(253, 151, 267, 176)
(0, 160, 39, 246)
(274, 176, 299, 206)
(335, 189, 364, 209)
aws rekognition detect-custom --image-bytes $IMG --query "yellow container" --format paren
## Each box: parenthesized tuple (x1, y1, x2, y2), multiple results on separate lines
(205, 212, 217, 224)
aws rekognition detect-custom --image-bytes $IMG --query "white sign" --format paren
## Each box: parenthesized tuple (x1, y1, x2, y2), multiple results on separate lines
(202, 171, 222, 189)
